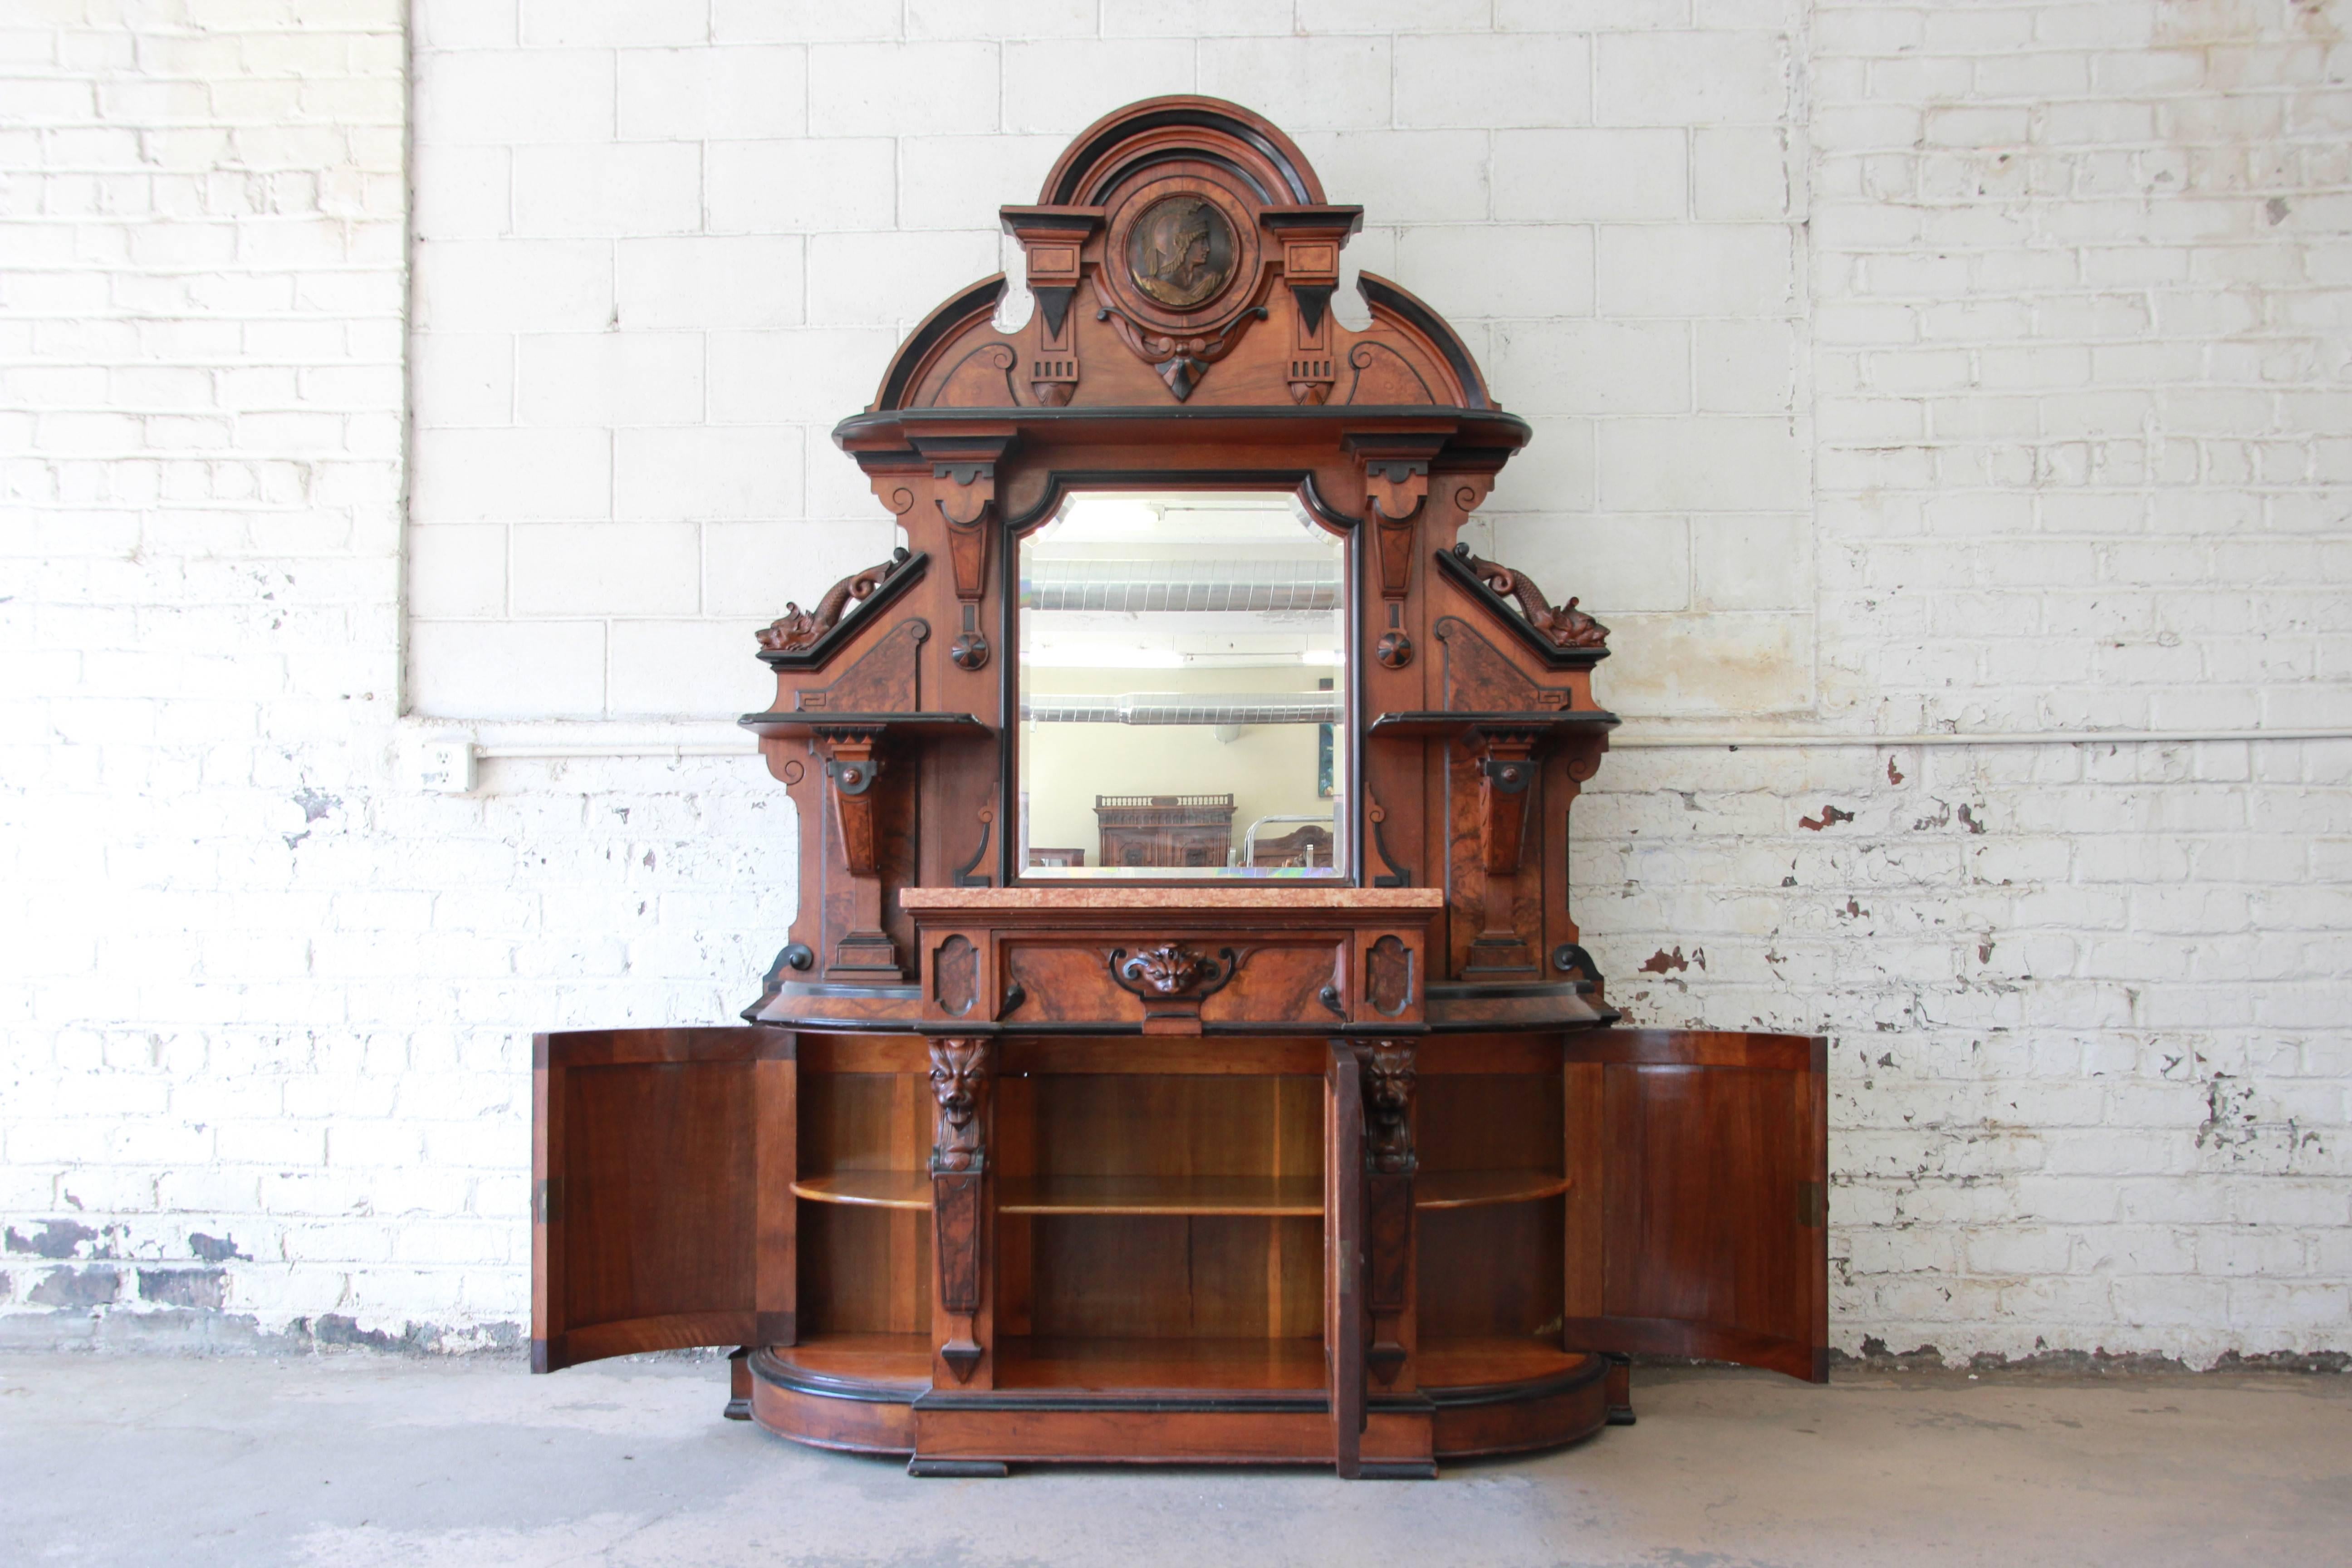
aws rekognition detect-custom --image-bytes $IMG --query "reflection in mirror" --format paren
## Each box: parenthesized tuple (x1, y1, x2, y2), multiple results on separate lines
(1017, 491, 1348, 880)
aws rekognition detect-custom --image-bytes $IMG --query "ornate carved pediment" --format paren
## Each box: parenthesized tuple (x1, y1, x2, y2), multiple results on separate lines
(854, 98, 1500, 414)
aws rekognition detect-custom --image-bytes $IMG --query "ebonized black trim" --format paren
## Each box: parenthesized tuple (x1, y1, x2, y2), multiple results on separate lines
(914, 1389, 1328, 1414)
(750, 1349, 921, 1405)
(907, 1458, 1009, 1478)
(775, 982, 922, 1002)
(1357, 274, 1491, 410)
(833, 404, 1534, 449)
(1049, 104, 1318, 205)
(1422, 1356, 1607, 1410)
(1426, 978, 1597, 1002)
(1087, 147, 1277, 205)
(874, 277, 1009, 411)
(951, 812, 994, 887)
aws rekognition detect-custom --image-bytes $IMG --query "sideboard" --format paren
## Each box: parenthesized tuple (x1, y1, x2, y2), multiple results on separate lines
(531, 96, 1827, 1479)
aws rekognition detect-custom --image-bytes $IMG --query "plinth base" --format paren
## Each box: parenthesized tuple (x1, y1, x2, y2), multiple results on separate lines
(745, 1335, 1611, 1475)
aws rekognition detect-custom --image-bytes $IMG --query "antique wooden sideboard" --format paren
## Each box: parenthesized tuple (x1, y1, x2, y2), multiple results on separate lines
(531, 98, 1827, 1478)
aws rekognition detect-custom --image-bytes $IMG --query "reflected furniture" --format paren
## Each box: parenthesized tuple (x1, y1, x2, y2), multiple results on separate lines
(531, 97, 1828, 1479)
(1249, 822, 1333, 867)
(1095, 793, 1237, 869)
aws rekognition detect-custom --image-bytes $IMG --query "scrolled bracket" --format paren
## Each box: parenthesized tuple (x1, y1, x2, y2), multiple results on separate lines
(1470, 726, 1543, 876)
(927, 1037, 992, 1386)
(813, 726, 886, 877)
(1358, 1039, 1416, 1388)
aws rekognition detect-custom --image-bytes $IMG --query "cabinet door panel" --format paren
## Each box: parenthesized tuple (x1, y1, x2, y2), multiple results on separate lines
(1563, 1029, 1827, 1383)
(533, 1027, 795, 1372)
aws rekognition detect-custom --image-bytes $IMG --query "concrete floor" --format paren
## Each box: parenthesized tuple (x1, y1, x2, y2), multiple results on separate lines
(1, 1354, 2346, 1567)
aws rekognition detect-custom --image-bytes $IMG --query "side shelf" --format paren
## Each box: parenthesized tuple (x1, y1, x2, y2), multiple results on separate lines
(1415, 1169, 1570, 1210)
(792, 1170, 931, 1210)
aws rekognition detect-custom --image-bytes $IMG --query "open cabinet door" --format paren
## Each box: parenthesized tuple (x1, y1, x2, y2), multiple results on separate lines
(533, 1027, 795, 1372)
(1563, 1029, 1829, 1383)
(1324, 1041, 1366, 1477)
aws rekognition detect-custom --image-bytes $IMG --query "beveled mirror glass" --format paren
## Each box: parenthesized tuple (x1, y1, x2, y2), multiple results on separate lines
(1015, 490, 1349, 880)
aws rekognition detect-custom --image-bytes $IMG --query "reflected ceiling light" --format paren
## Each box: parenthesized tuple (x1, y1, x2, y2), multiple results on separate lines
(1022, 643, 1185, 669)
(1053, 498, 1161, 538)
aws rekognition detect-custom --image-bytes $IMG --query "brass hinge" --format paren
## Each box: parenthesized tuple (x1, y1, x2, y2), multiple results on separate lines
(1798, 1181, 1825, 1228)
(534, 1177, 564, 1225)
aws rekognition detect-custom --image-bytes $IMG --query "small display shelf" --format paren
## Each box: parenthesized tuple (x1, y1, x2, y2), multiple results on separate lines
(1365, 710, 1617, 740)
(1414, 1169, 1572, 1210)
(737, 710, 990, 741)
(790, 1170, 931, 1210)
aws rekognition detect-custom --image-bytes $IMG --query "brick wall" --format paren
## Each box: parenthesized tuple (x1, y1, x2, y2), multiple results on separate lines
(2, 0, 2345, 1362)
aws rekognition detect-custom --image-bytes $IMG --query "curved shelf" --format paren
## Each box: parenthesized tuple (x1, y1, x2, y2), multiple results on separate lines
(757, 1332, 934, 1392)
(998, 1174, 1322, 1217)
(795, 1170, 1562, 1213)
(1414, 1168, 1571, 1210)
(791, 1170, 931, 1210)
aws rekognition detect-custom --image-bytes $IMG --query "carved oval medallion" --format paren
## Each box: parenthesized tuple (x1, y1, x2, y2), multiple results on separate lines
(1127, 195, 1235, 310)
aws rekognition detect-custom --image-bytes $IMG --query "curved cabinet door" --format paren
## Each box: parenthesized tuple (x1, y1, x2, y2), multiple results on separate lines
(533, 1027, 796, 1372)
(1562, 1029, 1829, 1383)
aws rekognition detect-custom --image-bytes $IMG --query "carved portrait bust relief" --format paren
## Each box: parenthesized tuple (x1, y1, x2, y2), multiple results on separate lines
(1126, 194, 1235, 310)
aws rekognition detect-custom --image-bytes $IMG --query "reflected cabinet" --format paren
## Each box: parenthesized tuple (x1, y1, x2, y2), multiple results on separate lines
(532, 98, 1828, 1478)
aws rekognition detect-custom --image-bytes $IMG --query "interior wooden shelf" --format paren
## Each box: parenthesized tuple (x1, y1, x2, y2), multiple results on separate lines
(1414, 1168, 1571, 1210)
(797, 1170, 1563, 1214)
(996, 1335, 1328, 1392)
(1416, 1335, 1588, 1391)
(791, 1169, 931, 1210)
(997, 1174, 1323, 1216)
(766, 1332, 934, 1389)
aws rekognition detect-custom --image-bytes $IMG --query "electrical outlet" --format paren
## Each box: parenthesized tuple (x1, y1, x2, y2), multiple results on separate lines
(416, 738, 475, 794)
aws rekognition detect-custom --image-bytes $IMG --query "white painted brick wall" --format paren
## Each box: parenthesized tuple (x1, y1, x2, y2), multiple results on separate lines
(3, 1, 2346, 1364)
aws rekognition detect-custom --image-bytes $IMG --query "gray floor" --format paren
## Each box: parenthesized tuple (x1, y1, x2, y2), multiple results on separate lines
(1, 1353, 2346, 1567)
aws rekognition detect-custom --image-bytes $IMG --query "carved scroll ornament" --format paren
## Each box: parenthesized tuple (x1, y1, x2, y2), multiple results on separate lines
(756, 549, 911, 653)
(1110, 942, 1237, 998)
(1450, 543, 1609, 649)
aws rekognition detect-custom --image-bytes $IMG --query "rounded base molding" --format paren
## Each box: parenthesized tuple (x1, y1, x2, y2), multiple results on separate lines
(748, 1343, 1610, 1470)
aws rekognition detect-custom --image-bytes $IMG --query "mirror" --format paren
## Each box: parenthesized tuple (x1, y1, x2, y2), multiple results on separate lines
(1016, 490, 1348, 880)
